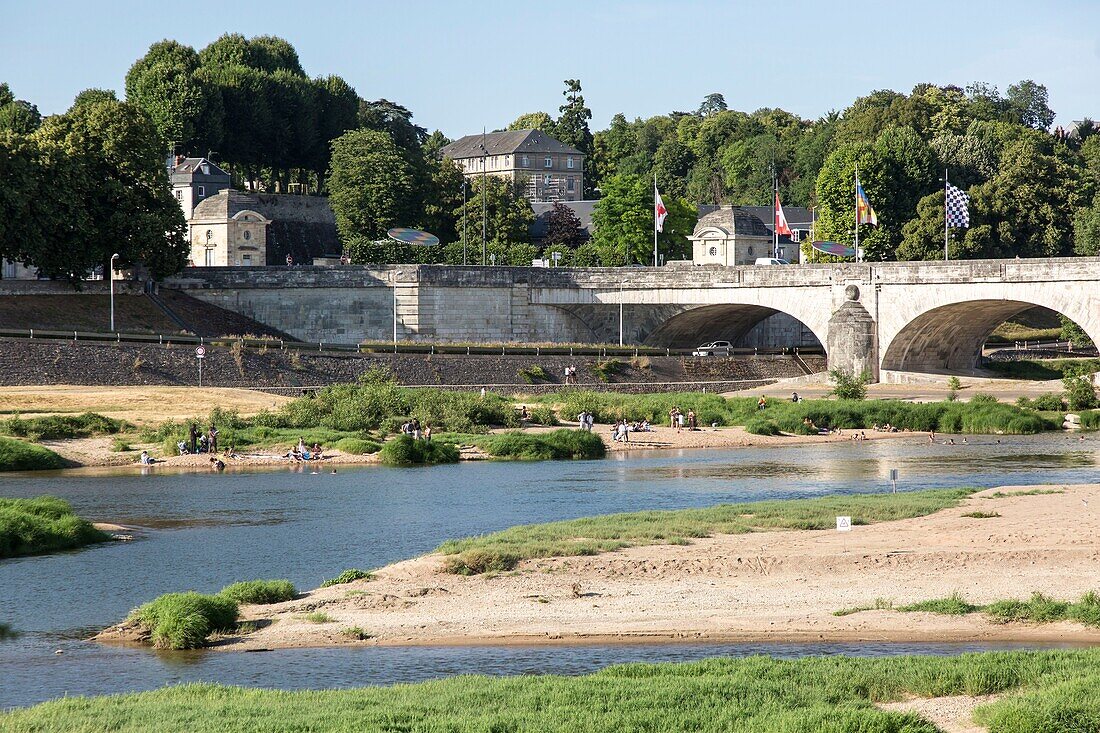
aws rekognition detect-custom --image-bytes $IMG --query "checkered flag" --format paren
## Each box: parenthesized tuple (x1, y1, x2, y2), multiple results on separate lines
(946, 183, 970, 228)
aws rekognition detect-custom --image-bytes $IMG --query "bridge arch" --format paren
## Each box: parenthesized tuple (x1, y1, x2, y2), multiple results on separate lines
(880, 298, 1100, 373)
(641, 303, 827, 350)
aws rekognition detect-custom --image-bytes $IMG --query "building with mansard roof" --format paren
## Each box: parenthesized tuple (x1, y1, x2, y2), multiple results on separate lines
(440, 129, 585, 203)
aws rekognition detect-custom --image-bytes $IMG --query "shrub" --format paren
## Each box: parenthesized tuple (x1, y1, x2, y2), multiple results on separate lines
(342, 626, 373, 640)
(744, 417, 782, 436)
(441, 548, 522, 575)
(1017, 393, 1065, 411)
(130, 592, 239, 650)
(518, 365, 550, 384)
(986, 593, 1070, 624)
(969, 393, 998, 404)
(592, 358, 624, 382)
(0, 437, 66, 472)
(379, 435, 460, 466)
(111, 438, 132, 453)
(829, 369, 871, 400)
(301, 612, 333, 624)
(1064, 376, 1098, 411)
(900, 593, 980, 615)
(321, 569, 375, 587)
(0, 412, 124, 440)
(218, 580, 297, 605)
(0, 496, 109, 558)
(1081, 411, 1100, 430)
(332, 437, 381, 455)
(475, 429, 606, 461)
(528, 405, 558, 426)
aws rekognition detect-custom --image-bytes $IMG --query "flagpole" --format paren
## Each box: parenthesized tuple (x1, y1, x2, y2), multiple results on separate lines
(854, 166, 860, 263)
(773, 172, 778, 260)
(653, 173, 658, 267)
(944, 168, 949, 262)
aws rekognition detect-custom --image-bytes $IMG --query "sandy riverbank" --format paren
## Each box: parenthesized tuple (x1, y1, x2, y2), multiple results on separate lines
(97, 483, 1100, 651)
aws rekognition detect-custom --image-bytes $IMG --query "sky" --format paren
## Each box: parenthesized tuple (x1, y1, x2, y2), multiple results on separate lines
(3, 0, 1098, 138)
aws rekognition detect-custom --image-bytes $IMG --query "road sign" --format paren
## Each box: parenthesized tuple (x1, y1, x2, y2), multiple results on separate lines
(889, 468, 899, 493)
(195, 346, 206, 359)
(836, 516, 852, 532)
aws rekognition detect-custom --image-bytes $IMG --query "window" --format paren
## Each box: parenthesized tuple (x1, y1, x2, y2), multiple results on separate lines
(567, 157, 574, 169)
(201, 164, 209, 175)
(544, 156, 552, 168)
(196, 185, 205, 197)
(708, 246, 718, 257)
(204, 248, 214, 266)
(242, 254, 252, 265)
(174, 190, 182, 201)
(521, 155, 529, 167)
(544, 174, 552, 186)
(748, 246, 754, 256)
(243, 230, 252, 241)
(567, 178, 575, 192)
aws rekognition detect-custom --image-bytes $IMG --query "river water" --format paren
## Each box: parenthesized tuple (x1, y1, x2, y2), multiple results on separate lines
(2, 434, 1098, 708)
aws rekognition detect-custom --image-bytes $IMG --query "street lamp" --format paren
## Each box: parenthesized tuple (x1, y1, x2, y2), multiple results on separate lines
(619, 280, 624, 347)
(109, 253, 119, 332)
(392, 269, 403, 348)
(462, 178, 467, 266)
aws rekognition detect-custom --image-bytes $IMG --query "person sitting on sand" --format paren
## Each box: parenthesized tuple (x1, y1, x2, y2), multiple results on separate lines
(176, 440, 188, 456)
(757, 396, 767, 411)
(640, 419, 651, 432)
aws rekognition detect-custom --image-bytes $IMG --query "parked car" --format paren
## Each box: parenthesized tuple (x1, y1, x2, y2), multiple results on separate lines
(692, 340, 733, 357)
(754, 257, 790, 266)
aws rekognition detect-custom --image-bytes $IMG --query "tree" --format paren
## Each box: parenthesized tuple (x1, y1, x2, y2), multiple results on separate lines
(697, 93, 727, 117)
(543, 202, 585, 250)
(590, 174, 695, 265)
(359, 99, 426, 153)
(30, 99, 187, 280)
(829, 369, 870, 400)
(420, 155, 464, 245)
(452, 176, 533, 248)
(1073, 195, 1100, 256)
(1006, 80, 1055, 131)
(69, 88, 118, 110)
(125, 40, 219, 152)
(328, 129, 419, 242)
(508, 112, 554, 131)
(0, 83, 42, 134)
(555, 79, 595, 197)
(1060, 315, 1094, 348)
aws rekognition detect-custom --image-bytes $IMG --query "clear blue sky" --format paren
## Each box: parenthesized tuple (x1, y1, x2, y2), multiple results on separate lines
(3, 0, 1097, 136)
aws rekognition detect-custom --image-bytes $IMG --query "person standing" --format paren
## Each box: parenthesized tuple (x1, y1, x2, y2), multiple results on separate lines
(209, 424, 219, 453)
(189, 423, 198, 454)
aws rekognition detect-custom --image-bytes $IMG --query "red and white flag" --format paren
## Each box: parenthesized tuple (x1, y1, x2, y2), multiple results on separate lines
(774, 191, 792, 237)
(655, 186, 668, 233)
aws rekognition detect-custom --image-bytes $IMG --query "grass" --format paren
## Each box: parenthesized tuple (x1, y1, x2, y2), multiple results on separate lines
(442, 430, 606, 461)
(833, 598, 894, 616)
(0, 412, 126, 440)
(517, 365, 551, 384)
(0, 437, 66, 472)
(961, 511, 1001, 519)
(111, 437, 133, 452)
(7, 651, 1100, 731)
(129, 592, 239, 650)
(592, 358, 625, 382)
(331, 437, 381, 455)
(898, 593, 981, 616)
(544, 391, 1057, 435)
(987, 358, 1100, 382)
(341, 626, 373, 640)
(984, 488, 1065, 498)
(378, 435, 460, 466)
(300, 612, 334, 624)
(437, 488, 973, 575)
(217, 580, 297, 605)
(744, 417, 782, 436)
(0, 496, 109, 558)
(320, 569, 374, 587)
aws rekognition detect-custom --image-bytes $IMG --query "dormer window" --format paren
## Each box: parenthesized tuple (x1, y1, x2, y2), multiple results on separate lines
(201, 164, 210, 175)
(544, 156, 553, 168)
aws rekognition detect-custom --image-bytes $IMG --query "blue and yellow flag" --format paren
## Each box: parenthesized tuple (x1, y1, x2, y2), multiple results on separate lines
(856, 179, 878, 226)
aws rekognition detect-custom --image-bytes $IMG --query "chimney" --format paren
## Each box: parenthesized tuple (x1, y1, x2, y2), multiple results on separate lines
(175, 154, 186, 166)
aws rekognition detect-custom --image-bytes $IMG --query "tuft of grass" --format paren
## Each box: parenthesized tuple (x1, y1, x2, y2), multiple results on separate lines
(0, 437, 66, 472)
(0, 412, 126, 441)
(744, 417, 782, 436)
(986, 592, 1072, 625)
(321, 569, 375, 588)
(984, 488, 1065, 499)
(332, 437, 381, 455)
(129, 592, 239, 650)
(10, 651, 1100, 731)
(527, 405, 558, 426)
(834, 598, 894, 616)
(517, 365, 550, 384)
(111, 437, 133, 453)
(443, 430, 605, 461)
(592, 358, 624, 382)
(378, 435, 460, 466)
(899, 593, 981, 616)
(218, 580, 297, 605)
(0, 496, 109, 558)
(300, 612, 334, 624)
(437, 488, 973, 575)
(341, 626, 373, 640)
(961, 511, 1001, 519)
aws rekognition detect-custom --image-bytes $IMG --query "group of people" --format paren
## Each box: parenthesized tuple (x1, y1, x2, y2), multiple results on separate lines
(610, 419, 654, 442)
(399, 419, 432, 442)
(575, 410, 595, 432)
(871, 423, 900, 433)
(563, 364, 579, 385)
(178, 423, 220, 456)
(285, 437, 325, 461)
(668, 407, 699, 432)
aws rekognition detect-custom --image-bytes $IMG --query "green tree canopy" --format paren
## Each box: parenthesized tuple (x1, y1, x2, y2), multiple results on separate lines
(453, 176, 533, 250)
(591, 174, 696, 265)
(328, 128, 419, 242)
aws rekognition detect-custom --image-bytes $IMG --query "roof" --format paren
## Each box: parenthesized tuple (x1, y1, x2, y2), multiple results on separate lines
(170, 157, 230, 183)
(692, 206, 773, 238)
(190, 190, 269, 222)
(739, 205, 814, 230)
(190, 190, 342, 263)
(440, 129, 584, 159)
(530, 200, 596, 240)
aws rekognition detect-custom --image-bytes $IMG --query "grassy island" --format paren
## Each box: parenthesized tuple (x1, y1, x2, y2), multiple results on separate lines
(0, 496, 110, 559)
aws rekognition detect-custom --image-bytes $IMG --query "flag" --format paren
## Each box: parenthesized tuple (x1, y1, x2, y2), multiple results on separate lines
(946, 183, 970, 228)
(655, 186, 668, 233)
(774, 191, 792, 236)
(855, 179, 878, 226)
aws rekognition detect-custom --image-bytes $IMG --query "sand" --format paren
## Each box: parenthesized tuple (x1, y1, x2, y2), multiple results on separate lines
(99, 484, 1100, 651)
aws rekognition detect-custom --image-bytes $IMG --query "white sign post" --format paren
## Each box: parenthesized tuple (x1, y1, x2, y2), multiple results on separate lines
(836, 515, 852, 554)
(195, 345, 206, 387)
(889, 468, 899, 494)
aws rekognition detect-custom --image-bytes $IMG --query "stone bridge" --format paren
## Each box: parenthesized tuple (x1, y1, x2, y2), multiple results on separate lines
(167, 258, 1100, 380)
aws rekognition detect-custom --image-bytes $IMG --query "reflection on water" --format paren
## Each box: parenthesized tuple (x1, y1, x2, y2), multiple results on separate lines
(0, 433, 1098, 708)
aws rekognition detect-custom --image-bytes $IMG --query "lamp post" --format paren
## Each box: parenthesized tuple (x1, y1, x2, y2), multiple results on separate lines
(618, 280, 624, 347)
(462, 178, 467, 266)
(109, 253, 119, 332)
(392, 269, 403, 347)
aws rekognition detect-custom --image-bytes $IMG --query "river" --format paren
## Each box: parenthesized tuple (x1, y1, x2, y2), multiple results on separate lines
(2, 433, 1098, 708)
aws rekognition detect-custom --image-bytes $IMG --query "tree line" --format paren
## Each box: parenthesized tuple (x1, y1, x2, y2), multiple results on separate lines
(3, 32, 1100, 282)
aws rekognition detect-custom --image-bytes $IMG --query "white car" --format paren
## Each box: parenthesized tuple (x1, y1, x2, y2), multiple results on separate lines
(692, 340, 733, 357)
(754, 257, 790, 266)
